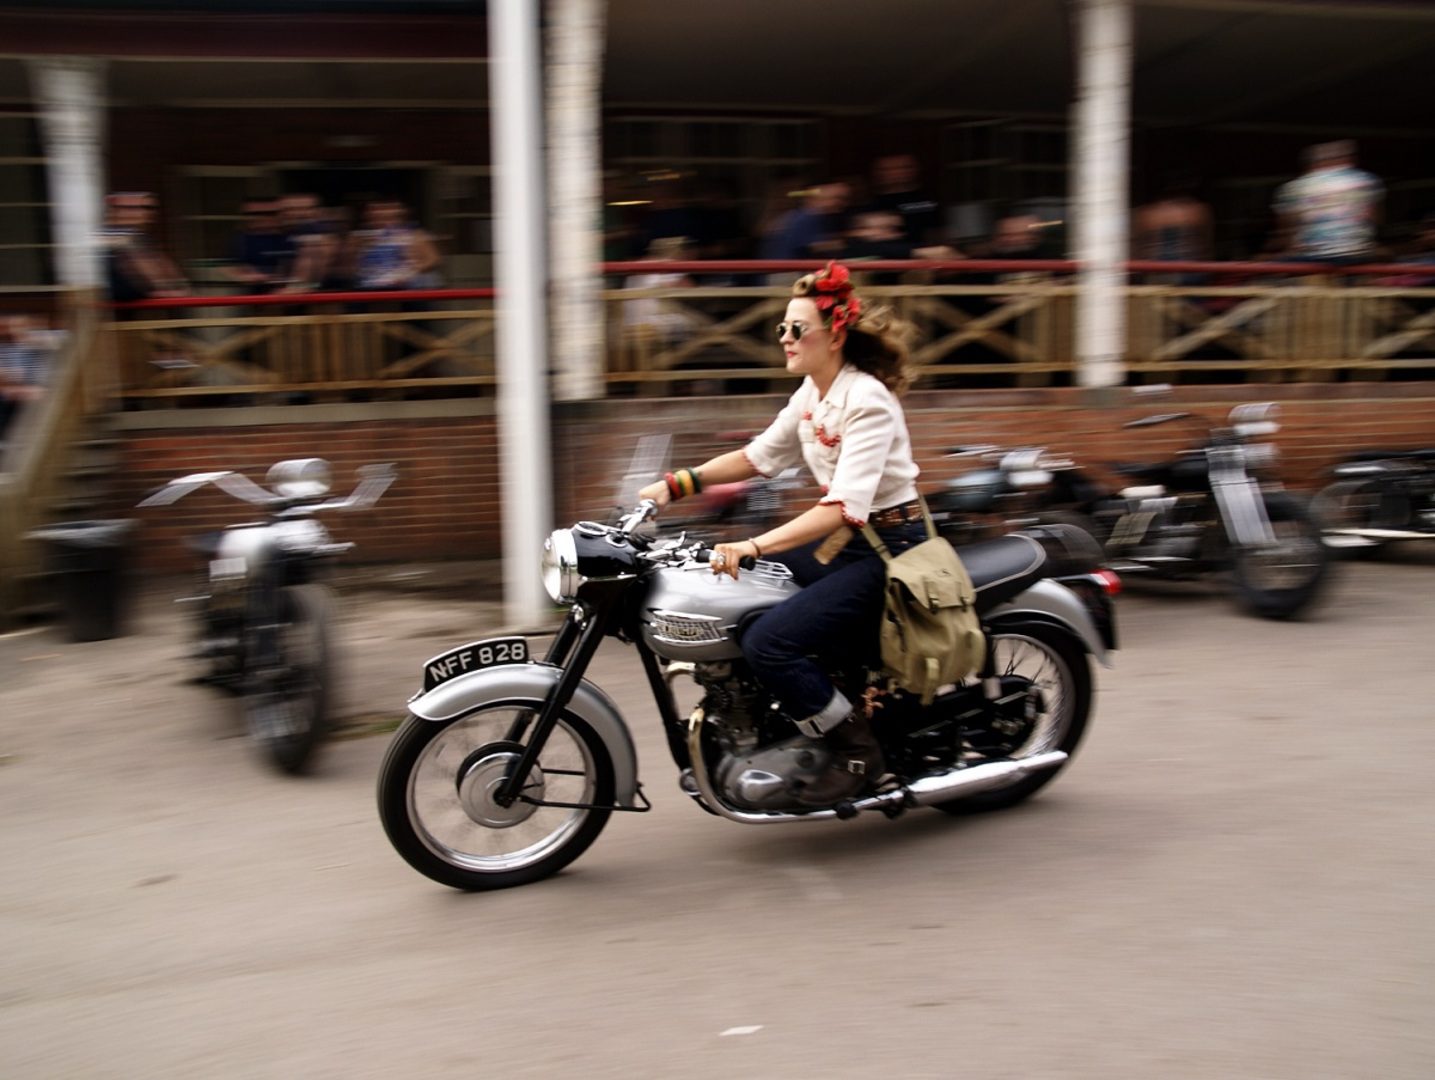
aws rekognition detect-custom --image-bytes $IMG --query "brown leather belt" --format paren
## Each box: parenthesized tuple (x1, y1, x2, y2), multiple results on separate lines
(867, 499, 925, 528)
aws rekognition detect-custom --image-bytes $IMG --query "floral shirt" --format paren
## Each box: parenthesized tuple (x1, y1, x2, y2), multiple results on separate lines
(744, 364, 920, 527)
(1274, 165, 1382, 260)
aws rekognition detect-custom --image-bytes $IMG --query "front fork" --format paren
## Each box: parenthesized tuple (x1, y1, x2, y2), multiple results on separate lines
(1209, 447, 1276, 548)
(493, 604, 607, 808)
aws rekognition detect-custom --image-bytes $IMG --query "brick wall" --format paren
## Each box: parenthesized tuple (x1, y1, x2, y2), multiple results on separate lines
(118, 384, 1435, 573)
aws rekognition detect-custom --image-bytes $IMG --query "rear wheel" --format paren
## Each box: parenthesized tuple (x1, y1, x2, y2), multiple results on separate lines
(933, 620, 1092, 815)
(1233, 492, 1329, 619)
(377, 704, 614, 891)
(244, 583, 331, 774)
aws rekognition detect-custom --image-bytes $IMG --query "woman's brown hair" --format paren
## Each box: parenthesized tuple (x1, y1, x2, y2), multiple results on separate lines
(792, 262, 915, 394)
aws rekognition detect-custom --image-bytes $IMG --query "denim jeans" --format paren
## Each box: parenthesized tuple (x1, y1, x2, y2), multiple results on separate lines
(741, 519, 929, 725)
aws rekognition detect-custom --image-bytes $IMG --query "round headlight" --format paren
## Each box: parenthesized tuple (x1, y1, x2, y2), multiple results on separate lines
(541, 528, 581, 603)
(266, 457, 332, 499)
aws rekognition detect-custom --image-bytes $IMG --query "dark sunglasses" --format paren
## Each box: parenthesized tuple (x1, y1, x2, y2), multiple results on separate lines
(775, 321, 814, 341)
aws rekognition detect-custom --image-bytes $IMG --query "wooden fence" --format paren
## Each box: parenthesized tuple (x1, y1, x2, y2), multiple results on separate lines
(106, 261, 1435, 401)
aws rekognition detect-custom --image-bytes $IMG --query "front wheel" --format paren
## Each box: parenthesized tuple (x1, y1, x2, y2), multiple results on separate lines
(377, 704, 614, 891)
(1232, 492, 1329, 619)
(243, 583, 332, 774)
(933, 620, 1092, 816)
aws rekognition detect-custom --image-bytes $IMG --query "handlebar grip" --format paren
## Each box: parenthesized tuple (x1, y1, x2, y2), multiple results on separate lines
(739, 555, 757, 571)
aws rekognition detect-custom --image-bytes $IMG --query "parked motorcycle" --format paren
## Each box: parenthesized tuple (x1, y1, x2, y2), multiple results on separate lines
(1313, 448, 1435, 557)
(1021, 400, 1329, 619)
(377, 497, 1118, 892)
(140, 458, 396, 773)
(928, 444, 1103, 545)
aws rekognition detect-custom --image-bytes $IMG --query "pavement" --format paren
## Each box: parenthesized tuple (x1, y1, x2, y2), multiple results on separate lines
(1, 547, 1434, 1079)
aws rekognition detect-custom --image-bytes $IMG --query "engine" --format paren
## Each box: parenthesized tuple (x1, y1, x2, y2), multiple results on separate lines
(690, 661, 873, 811)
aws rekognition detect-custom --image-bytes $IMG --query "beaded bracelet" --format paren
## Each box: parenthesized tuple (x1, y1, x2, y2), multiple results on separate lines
(664, 467, 703, 499)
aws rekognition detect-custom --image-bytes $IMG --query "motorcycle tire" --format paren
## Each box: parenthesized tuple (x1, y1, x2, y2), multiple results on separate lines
(1232, 492, 1330, 620)
(1311, 478, 1409, 560)
(933, 619, 1092, 816)
(244, 583, 332, 775)
(378, 706, 615, 891)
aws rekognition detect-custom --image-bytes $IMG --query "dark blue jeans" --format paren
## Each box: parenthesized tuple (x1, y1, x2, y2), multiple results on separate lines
(741, 520, 929, 726)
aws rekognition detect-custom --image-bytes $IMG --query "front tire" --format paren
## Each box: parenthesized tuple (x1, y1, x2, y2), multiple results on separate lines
(378, 704, 614, 891)
(244, 583, 332, 774)
(1233, 492, 1329, 619)
(934, 620, 1092, 815)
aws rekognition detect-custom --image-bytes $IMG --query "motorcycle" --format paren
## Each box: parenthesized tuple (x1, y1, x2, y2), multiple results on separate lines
(376, 498, 1118, 892)
(1312, 448, 1435, 557)
(928, 444, 1103, 545)
(140, 458, 396, 773)
(1022, 399, 1329, 620)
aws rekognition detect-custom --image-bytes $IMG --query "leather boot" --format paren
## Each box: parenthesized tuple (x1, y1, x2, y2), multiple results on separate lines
(794, 712, 886, 806)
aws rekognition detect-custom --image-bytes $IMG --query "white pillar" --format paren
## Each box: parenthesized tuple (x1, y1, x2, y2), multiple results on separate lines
(26, 57, 107, 289)
(1073, 0, 1132, 389)
(489, 0, 554, 628)
(547, 0, 607, 402)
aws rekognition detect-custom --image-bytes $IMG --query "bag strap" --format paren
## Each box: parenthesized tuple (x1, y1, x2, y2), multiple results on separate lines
(858, 494, 938, 564)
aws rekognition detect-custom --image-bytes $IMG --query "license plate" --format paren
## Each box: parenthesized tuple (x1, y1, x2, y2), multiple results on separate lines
(421, 636, 530, 692)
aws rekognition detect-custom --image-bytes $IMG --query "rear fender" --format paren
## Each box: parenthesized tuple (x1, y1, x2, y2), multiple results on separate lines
(986, 579, 1112, 667)
(408, 663, 641, 808)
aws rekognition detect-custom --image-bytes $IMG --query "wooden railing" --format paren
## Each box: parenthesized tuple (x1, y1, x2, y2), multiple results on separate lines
(106, 261, 1435, 402)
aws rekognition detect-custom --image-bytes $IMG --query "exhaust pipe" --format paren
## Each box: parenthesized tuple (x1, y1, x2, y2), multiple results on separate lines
(685, 712, 1067, 823)
(1325, 526, 1435, 543)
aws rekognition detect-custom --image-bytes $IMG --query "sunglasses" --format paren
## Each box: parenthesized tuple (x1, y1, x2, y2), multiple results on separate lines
(775, 321, 815, 342)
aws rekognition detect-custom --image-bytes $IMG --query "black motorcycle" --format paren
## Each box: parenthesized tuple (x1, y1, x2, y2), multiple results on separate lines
(1021, 400, 1329, 620)
(1313, 448, 1435, 557)
(377, 498, 1118, 892)
(140, 459, 396, 773)
(928, 444, 1104, 545)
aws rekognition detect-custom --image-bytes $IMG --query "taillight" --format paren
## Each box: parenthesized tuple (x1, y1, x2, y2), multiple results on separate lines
(1093, 569, 1122, 596)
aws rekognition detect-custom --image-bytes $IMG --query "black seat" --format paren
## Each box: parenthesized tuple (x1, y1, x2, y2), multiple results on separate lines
(184, 531, 223, 559)
(954, 533, 1050, 613)
(1108, 460, 1169, 482)
(954, 524, 1103, 614)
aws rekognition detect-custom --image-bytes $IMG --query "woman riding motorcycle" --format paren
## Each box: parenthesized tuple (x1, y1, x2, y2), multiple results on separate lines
(639, 262, 927, 804)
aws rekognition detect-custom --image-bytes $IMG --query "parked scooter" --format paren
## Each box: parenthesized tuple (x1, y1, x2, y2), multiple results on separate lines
(1313, 448, 1435, 557)
(1019, 398, 1329, 619)
(140, 459, 396, 772)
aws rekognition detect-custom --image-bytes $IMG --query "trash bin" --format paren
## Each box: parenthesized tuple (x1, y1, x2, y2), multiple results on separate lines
(27, 519, 136, 642)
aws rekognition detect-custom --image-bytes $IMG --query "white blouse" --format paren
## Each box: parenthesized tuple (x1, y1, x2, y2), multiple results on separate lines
(744, 364, 920, 527)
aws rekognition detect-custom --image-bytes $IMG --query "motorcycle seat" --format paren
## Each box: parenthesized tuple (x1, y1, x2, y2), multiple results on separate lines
(1109, 461, 1168, 481)
(954, 533, 1050, 612)
(1343, 448, 1435, 463)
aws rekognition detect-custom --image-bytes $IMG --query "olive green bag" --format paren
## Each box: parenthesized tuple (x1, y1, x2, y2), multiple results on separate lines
(861, 498, 986, 705)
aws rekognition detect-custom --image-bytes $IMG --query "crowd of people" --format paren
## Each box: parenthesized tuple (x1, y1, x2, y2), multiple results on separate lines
(609, 144, 1435, 278)
(104, 191, 443, 306)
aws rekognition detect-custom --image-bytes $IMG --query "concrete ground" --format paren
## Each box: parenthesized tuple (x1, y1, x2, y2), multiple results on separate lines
(1, 548, 1433, 1079)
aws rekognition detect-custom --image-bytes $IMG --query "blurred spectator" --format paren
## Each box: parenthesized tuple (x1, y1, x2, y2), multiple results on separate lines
(845, 210, 913, 262)
(865, 153, 941, 247)
(220, 198, 292, 293)
(760, 181, 850, 261)
(636, 180, 702, 257)
(353, 199, 442, 290)
(101, 191, 189, 305)
(1133, 173, 1213, 262)
(986, 211, 1052, 261)
(1272, 140, 1383, 263)
(1381, 213, 1435, 287)
(0, 314, 54, 447)
(622, 236, 697, 343)
(278, 193, 340, 291)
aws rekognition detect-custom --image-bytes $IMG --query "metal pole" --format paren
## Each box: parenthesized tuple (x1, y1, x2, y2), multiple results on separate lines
(547, 0, 607, 402)
(1073, 0, 1132, 389)
(489, 0, 554, 627)
(26, 57, 107, 290)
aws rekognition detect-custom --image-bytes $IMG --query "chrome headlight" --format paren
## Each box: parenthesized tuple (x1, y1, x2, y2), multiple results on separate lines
(541, 528, 582, 603)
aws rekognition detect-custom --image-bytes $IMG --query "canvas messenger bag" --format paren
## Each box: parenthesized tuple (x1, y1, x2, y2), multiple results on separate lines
(860, 498, 985, 705)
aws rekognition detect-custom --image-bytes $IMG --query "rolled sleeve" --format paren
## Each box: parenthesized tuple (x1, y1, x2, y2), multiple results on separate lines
(817, 402, 895, 526)
(744, 394, 805, 477)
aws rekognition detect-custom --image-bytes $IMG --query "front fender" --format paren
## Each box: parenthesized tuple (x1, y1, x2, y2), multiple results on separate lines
(409, 663, 641, 808)
(987, 579, 1112, 667)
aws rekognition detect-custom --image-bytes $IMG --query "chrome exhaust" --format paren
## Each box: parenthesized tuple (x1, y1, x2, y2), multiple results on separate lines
(1325, 526, 1435, 543)
(685, 711, 1067, 824)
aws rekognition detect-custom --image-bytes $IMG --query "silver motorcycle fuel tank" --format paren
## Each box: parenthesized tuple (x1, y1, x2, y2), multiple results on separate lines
(639, 562, 800, 662)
